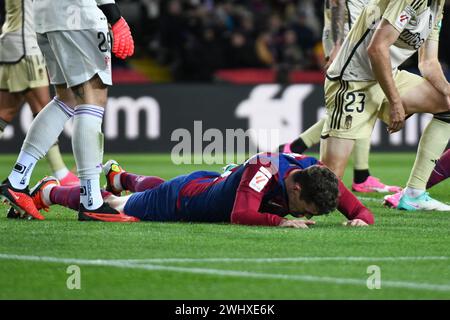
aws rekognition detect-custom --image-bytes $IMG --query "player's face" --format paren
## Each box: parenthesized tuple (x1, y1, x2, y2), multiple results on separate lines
(288, 194, 319, 219)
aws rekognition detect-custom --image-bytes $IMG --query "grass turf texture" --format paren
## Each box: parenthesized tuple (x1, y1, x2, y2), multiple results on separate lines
(0, 153, 449, 300)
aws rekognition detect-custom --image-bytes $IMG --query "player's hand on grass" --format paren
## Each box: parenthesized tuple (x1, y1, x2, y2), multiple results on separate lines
(279, 219, 316, 229)
(388, 101, 406, 134)
(111, 17, 135, 59)
(343, 219, 369, 227)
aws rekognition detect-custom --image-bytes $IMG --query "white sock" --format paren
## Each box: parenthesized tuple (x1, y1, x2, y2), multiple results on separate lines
(113, 172, 123, 191)
(42, 183, 57, 206)
(53, 168, 70, 180)
(404, 187, 425, 198)
(80, 178, 103, 210)
(7, 151, 39, 189)
(8, 98, 73, 190)
(72, 104, 105, 210)
(22, 97, 73, 159)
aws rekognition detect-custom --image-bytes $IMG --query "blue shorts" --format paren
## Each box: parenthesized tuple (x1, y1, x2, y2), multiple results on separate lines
(123, 175, 184, 221)
(123, 171, 220, 221)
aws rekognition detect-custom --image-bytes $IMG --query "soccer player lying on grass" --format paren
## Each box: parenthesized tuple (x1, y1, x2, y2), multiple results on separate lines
(27, 153, 374, 228)
(384, 149, 450, 210)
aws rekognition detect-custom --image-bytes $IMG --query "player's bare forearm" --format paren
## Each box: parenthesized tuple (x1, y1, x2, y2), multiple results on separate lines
(419, 40, 450, 97)
(368, 19, 406, 132)
(368, 44, 400, 104)
(367, 20, 403, 104)
(330, 0, 346, 46)
(370, 50, 400, 102)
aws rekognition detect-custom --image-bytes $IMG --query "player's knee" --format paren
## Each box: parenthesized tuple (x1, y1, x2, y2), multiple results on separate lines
(71, 79, 108, 107)
(433, 111, 450, 124)
(55, 85, 77, 108)
(0, 107, 20, 122)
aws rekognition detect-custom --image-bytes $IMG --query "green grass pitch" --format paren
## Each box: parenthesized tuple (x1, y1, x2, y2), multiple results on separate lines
(0, 153, 449, 300)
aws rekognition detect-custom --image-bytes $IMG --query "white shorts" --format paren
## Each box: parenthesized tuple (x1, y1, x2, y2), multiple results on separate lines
(37, 29, 112, 88)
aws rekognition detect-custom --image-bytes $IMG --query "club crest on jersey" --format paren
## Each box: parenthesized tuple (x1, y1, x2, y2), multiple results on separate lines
(249, 168, 272, 192)
(409, 16, 418, 27)
(396, 6, 415, 30)
(344, 115, 353, 130)
(397, 12, 412, 29)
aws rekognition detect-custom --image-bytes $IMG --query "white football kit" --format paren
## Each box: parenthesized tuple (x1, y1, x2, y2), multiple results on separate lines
(33, 0, 115, 87)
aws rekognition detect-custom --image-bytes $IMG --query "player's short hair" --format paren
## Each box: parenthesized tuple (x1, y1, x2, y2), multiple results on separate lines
(293, 165, 339, 215)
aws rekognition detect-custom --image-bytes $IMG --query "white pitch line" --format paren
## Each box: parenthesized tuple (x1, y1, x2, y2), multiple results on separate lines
(357, 196, 383, 203)
(1, 253, 450, 292)
(114, 256, 450, 264)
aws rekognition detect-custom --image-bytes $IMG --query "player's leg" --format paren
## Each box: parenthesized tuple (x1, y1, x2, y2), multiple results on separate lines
(383, 72, 450, 210)
(103, 159, 165, 195)
(24, 85, 79, 185)
(426, 149, 450, 189)
(0, 41, 76, 219)
(320, 136, 355, 179)
(69, 74, 108, 212)
(384, 148, 450, 209)
(403, 117, 449, 194)
(319, 79, 380, 179)
(351, 137, 402, 193)
(5, 85, 75, 192)
(29, 176, 139, 222)
(105, 194, 133, 213)
(401, 75, 450, 209)
(3, 35, 76, 190)
(279, 118, 325, 153)
(121, 173, 166, 193)
(0, 90, 24, 138)
(0, 59, 29, 137)
(352, 137, 371, 184)
(397, 122, 450, 211)
(45, 185, 111, 212)
(41, 27, 114, 215)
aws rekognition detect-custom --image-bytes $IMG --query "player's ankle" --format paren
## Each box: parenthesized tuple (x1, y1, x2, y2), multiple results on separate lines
(42, 184, 57, 206)
(353, 169, 370, 184)
(80, 178, 104, 210)
(404, 187, 425, 198)
(290, 138, 308, 154)
(115, 172, 125, 191)
(53, 168, 70, 180)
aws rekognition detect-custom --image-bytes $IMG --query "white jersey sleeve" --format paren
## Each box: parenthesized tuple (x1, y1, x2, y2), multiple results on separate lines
(33, 0, 109, 33)
(0, 0, 41, 63)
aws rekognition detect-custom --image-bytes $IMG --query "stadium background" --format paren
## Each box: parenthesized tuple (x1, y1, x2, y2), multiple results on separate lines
(1, 0, 450, 153)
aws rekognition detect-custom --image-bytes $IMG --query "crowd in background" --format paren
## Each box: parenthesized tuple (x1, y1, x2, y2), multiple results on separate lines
(119, 0, 450, 82)
(1, 0, 450, 82)
(120, 0, 327, 81)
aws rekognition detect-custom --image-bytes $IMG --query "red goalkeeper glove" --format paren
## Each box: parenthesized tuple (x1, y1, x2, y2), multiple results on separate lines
(111, 17, 134, 59)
